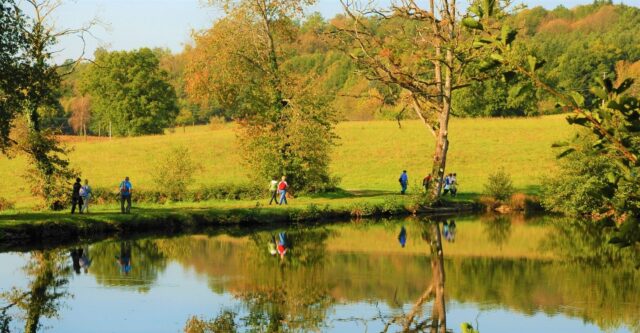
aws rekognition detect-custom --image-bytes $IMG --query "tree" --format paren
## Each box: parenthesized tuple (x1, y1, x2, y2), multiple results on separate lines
(0, 0, 26, 152)
(67, 95, 90, 136)
(83, 48, 179, 136)
(185, 0, 338, 193)
(3, 0, 94, 209)
(332, 0, 499, 198)
(466, 1, 640, 255)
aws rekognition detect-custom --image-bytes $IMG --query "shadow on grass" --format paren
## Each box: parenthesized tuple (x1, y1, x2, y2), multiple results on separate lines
(309, 188, 397, 199)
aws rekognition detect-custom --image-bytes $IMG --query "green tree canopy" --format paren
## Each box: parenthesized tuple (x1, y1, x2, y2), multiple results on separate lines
(83, 48, 179, 136)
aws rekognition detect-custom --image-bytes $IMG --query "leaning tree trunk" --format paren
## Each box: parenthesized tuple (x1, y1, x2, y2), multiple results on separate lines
(430, 0, 455, 199)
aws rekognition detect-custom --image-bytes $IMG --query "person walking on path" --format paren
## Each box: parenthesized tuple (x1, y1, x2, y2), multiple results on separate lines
(119, 177, 133, 214)
(442, 174, 452, 196)
(269, 178, 279, 205)
(450, 173, 458, 197)
(278, 176, 289, 205)
(422, 174, 432, 193)
(399, 170, 408, 195)
(80, 179, 92, 213)
(71, 178, 83, 214)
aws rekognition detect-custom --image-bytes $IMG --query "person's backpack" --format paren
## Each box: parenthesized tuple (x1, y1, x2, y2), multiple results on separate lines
(121, 182, 130, 195)
(278, 181, 287, 191)
(79, 186, 86, 197)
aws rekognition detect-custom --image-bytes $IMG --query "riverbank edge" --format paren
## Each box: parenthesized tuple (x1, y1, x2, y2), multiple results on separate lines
(0, 201, 481, 246)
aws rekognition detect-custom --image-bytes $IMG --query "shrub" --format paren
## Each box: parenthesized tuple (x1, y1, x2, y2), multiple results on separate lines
(381, 196, 406, 214)
(191, 183, 262, 201)
(152, 146, 201, 201)
(0, 197, 15, 211)
(209, 116, 226, 130)
(509, 193, 527, 211)
(89, 183, 263, 205)
(484, 168, 515, 202)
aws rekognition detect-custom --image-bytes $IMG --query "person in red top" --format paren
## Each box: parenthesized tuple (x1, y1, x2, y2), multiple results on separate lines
(422, 174, 432, 193)
(278, 176, 289, 205)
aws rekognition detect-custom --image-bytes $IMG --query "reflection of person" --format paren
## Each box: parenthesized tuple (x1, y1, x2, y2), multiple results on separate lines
(442, 221, 450, 239)
(268, 235, 277, 255)
(448, 220, 456, 243)
(79, 246, 92, 274)
(115, 242, 132, 275)
(398, 226, 407, 248)
(276, 232, 288, 259)
(70, 248, 83, 274)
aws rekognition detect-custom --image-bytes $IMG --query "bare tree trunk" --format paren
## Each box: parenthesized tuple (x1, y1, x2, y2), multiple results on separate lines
(256, 0, 283, 105)
(429, 0, 448, 198)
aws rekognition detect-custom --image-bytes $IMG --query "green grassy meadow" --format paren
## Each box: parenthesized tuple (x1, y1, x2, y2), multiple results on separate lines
(0, 115, 573, 210)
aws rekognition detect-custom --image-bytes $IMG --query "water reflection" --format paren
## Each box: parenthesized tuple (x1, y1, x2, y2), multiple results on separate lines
(482, 216, 511, 248)
(1, 215, 639, 333)
(1, 251, 71, 333)
(89, 239, 166, 291)
(185, 219, 450, 333)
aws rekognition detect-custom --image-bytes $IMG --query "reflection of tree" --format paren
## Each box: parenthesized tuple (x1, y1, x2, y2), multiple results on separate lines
(249, 227, 333, 267)
(88, 240, 167, 292)
(238, 227, 333, 332)
(482, 216, 512, 248)
(0, 251, 71, 333)
(183, 227, 335, 332)
(374, 220, 448, 333)
(542, 217, 639, 267)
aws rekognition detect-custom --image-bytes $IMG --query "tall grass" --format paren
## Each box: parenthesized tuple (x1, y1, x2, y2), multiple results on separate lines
(0, 116, 573, 209)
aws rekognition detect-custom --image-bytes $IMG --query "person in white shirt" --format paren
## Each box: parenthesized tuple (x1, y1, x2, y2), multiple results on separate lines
(80, 179, 92, 213)
(269, 178, 279, 205)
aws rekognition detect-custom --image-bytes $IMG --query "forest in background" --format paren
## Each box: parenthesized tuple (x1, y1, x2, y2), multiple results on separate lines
(44, 1, 640, 136)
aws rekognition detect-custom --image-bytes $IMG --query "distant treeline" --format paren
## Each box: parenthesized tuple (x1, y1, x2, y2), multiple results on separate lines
(50, 1, 640, 136)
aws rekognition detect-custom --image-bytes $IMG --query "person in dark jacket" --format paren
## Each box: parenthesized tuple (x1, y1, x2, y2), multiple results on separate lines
(71, 178, 83, 214)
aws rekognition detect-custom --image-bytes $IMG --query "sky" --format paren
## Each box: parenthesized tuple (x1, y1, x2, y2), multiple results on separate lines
(42, 0, 639, 63)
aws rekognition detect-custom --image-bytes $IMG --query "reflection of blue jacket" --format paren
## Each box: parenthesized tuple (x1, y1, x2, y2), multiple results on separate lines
(278, 232, 288, 247)
(398, 226, 407, 248)
(399, 173, 408, 185)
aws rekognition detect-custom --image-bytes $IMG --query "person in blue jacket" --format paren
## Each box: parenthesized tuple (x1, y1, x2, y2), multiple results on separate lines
(399, 170, 408, 194)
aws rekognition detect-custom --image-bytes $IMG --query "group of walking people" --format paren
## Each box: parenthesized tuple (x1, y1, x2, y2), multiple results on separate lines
(269, 176, 290, 205)
(70, 176, 133, 214)
(71, 178, 93, 214)
(400, 170, 459, 196)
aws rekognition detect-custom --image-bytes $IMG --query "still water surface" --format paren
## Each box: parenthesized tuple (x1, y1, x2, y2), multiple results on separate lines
(1, 215, 638, 333)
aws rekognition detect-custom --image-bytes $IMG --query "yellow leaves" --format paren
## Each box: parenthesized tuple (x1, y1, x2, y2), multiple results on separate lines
(379, 48, 392, 59)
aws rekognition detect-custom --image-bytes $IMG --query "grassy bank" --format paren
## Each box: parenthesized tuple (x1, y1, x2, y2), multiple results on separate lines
(0, 115, 572, 210)
(0, 195, 483, 244)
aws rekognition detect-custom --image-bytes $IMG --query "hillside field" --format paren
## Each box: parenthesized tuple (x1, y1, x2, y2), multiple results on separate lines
(0, 115, 574, 209)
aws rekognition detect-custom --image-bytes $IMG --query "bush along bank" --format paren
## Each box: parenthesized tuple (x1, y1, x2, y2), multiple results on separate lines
(0, 196, 481, 245)
(89, 183, 264, 205)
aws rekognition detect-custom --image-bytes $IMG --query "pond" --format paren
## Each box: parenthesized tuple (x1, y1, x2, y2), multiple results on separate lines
(0, 215, 638, 333)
